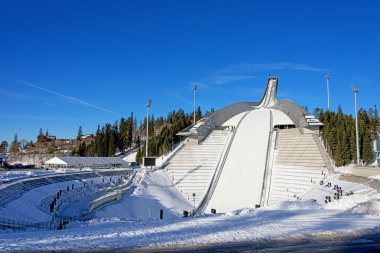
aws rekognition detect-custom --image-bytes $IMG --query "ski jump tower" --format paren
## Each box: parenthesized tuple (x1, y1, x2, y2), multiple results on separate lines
(164, 77, 333, 213)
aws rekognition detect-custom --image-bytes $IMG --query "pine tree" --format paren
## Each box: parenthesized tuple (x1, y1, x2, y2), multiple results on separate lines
(362, 131, 373, 164)
(10, 134, 20, 153)
(0, 141, 8, 153)
(77, 126, 83, 140)
(127, 113, 133, 148)
(341, 129, 350, 165)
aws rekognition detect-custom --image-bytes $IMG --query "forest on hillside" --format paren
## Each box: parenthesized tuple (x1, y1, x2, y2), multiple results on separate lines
(315, 105, 379, 166)
(73, 104, 379, 167)
(72, 107, 205, 164)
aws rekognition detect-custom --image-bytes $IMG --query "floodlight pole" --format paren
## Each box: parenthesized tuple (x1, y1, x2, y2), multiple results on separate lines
(352, 85, 360, 166)
(326, 74, 330, 112)
(192, 193, 196, 211)
(193, 84, 197, 126)
(146, 99, 152, 158)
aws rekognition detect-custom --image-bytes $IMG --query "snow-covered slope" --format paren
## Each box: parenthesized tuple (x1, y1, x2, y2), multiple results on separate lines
(94, 169, 193, 219)
(206, 110, 271, 212)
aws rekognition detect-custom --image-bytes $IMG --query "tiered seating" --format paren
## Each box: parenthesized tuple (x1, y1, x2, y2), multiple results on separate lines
(268, 165, 326, 205)
(275, 128, 326, 167)
(0, 172, 99, 207)
(165, 130, 230, 207)
(268, 128, 328, 206)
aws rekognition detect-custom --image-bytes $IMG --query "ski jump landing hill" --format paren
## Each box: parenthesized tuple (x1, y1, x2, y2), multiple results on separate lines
(163, 77, 334, 214)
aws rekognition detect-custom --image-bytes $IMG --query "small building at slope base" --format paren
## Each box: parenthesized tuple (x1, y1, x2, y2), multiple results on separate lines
(44, 156, 129, 169)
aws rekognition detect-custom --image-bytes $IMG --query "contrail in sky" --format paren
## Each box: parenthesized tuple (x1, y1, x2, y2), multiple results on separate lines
(16, 80, 115, 114)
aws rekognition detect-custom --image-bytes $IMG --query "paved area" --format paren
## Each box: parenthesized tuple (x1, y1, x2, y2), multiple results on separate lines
(339, 175, 380, 192)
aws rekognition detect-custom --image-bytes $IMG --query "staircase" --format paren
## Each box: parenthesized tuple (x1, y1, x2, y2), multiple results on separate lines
(267, 128, 328, 205)
(164, 129, 230, 207)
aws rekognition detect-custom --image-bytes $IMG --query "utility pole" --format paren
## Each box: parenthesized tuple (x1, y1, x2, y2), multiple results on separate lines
(146, 99, 152, 158)
(326, 74, 330, 111)
(352, 85, 360, 166)
(193, 84, 197, 126)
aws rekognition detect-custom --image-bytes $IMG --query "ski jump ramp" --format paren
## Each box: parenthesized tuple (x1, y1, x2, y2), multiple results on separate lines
(205, 110, 271, 212)
(165, 77, 332, 213)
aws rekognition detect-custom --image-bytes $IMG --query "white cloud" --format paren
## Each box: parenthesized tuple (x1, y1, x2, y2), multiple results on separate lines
(196, 62, 326, 89)
(205, 75, 256, 85)
(16, 80, 115, 114)
(216, 62, 327, 74)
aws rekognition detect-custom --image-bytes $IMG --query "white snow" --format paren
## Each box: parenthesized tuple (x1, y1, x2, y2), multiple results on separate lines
(207, 110, 270, 212)
(1, 207, 380, 251)
(94, 168, 193, 219)
(1, 168, 380, 251)
(122, 151, 137, 163)
(347, 199, 380, 216)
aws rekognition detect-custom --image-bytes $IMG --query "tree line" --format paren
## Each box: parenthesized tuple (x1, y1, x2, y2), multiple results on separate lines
(72, 107, 204, 163)
(315, 105, 379, 167)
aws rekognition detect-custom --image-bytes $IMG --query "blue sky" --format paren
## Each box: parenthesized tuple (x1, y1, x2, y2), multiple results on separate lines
(0, 0, 379, 144)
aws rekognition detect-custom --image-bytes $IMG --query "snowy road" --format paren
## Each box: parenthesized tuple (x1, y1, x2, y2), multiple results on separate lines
(1, 208, 380, 252)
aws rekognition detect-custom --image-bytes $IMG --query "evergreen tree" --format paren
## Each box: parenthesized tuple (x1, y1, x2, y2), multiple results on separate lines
(362, 131, 373, 164)
(0, 141, 8, 153)
(37, 128, 46, 142)
(77, 126, 83, 140)
(196, 106, 202, 121)
(127, 113, 134, 148)
(10, 134, 20, 153)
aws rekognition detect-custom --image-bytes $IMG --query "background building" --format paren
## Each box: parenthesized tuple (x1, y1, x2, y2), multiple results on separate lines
(44, 156, 129, 169)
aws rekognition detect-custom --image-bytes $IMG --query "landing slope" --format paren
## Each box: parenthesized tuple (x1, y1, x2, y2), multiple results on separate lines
(206, 109, 271, 213)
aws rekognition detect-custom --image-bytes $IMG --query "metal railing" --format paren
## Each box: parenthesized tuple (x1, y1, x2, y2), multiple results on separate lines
(89, 171, 137, 214)
(312, 133, 335, 172)
(260, 110, 273, 206)
(0, 217, 51, 230)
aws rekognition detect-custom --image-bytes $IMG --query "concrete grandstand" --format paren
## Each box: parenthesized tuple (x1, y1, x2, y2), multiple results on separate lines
(163, 77, 333, 213)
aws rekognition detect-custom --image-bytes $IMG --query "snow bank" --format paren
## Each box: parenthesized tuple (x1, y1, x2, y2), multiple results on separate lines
(347, 199, 380, 216)
(0, 170, 52, 183)
(224, 208, 255, 216)
(276, 200, 322, 210)
(370, 175, 380, 180)
(334, 164, 355, 174)
(122, 151, 137, 163)
(94, 168, 193, 220)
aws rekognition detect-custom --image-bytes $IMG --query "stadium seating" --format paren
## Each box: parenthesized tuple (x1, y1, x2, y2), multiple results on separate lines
(165, 129, 230, 207)
(267, 128, 328, 205)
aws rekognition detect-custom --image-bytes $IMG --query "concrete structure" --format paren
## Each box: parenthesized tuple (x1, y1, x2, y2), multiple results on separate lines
(374, 135, 380, 167)
(163, 77, 333, 213)
(44, 156, 129, 169)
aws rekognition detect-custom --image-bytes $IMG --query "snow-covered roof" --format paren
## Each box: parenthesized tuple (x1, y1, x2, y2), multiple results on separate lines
(45, 156, 129, 165)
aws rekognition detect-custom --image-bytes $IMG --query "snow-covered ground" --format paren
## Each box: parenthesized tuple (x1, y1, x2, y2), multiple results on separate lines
(1, 203, 380, 252)
(1, 167, 380, 251)
(94, 169, 193, 219)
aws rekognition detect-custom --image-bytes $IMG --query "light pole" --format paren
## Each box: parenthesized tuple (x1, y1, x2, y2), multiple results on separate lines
(352, 85, 360, 166)
(193, 84, 197, 126)
(146, 99, 152, 158)
(192, 193, 196, 211)
(326, 74, 330, 112)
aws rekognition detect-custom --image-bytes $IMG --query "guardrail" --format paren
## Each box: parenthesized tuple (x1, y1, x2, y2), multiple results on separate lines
(161, 138, 188, 169)
(260, 110, 273, 206)
(0, 217, 51, 230)
(88, 171, 137, 214)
